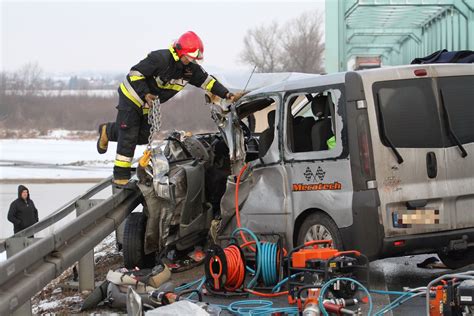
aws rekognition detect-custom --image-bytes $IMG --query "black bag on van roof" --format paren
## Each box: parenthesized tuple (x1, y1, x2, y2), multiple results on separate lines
(411, 49, 474, 64)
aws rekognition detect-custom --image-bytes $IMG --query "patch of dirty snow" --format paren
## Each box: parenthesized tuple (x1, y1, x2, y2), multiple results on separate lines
(94, 232, 118, 260)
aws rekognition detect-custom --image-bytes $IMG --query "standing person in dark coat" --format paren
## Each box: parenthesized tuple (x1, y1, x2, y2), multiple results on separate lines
(7, 185, 39, 234)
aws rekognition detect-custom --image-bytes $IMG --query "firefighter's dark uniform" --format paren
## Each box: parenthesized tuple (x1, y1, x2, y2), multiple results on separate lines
(106, 46, 230, 181)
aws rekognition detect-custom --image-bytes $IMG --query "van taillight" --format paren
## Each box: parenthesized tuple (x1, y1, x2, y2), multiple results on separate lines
(414, 69, 427, 76)
(394, 240, 405, 247)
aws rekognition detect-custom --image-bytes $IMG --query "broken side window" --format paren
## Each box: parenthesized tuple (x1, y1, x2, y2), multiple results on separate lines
(288, 89, 340, 154)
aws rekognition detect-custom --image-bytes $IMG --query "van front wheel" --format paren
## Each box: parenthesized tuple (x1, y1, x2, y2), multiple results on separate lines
(296, 212, 343, 249)
(438, 248, 474, 269)
(123, 212, 155, 269)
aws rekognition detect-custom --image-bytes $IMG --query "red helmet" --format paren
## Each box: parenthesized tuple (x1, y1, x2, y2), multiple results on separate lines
(174, 31, 204, 61)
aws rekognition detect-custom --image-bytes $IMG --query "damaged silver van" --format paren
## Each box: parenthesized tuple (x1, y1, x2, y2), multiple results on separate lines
(124, 64, 474, 270)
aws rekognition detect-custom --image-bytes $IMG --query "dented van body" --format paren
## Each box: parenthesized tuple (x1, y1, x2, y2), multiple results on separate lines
(134, 64, 474, 269)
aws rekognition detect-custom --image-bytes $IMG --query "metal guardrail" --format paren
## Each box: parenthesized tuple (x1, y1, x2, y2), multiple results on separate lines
(0, 176, 114, 253)
(0, 177, 142, 315)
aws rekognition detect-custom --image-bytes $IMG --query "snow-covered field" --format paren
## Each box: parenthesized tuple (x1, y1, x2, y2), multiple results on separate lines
(0, 138, 146, 179)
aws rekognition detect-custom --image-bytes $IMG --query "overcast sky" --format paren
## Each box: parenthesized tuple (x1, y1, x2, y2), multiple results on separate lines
(1, 0, 325, 76)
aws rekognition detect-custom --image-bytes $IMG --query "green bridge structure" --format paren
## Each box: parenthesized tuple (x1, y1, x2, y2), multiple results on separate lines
(325, 0, 474, 72)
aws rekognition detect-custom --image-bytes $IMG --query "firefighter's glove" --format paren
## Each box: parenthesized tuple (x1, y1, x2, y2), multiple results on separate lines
(227, 91, 245, 103)
(145, 93, 158, 107)
(226, 92, 235, 101)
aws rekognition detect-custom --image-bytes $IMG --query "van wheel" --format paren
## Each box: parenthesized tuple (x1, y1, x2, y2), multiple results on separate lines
(123, 212, 155, 269)
(438, 248, 474, 270)
(296, 212, 343, 249)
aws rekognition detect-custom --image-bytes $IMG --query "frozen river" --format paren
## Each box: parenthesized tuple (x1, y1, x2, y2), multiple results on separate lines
(0, 138, 146, 262)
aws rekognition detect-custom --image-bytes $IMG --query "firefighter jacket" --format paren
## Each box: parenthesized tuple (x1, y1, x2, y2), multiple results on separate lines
(119, 46, 229, 113)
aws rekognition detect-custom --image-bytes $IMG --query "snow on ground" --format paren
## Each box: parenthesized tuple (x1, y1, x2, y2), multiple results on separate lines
(30, 232, 123, 314)
(41, 129, 97, 140)
(94, 232, 118, 259)
(0, 129, 98, 140)
(0, 138, 146, 179)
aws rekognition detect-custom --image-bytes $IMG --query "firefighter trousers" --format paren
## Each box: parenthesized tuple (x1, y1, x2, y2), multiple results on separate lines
(106, 93, 150, 180)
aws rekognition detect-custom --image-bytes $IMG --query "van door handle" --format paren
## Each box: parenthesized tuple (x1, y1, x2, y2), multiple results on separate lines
(426, 152, 437, 179)
(406, 199, 428, 209)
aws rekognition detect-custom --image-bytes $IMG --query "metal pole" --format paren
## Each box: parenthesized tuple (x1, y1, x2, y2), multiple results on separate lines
(76, 199, 103, 292)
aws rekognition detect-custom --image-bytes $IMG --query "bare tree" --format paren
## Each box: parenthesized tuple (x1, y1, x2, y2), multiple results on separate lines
(12, 62, 44, 94)
(280, 11, 325, 73)
(240, 21, 281, 72)
(0, 72, 6, 95)
(240, 11, 325, 74)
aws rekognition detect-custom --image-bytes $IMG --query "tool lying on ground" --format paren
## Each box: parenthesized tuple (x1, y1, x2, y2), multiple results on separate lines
(288, 240, 369, 301)
(426, 272, 474, 316)
(287, 239, 369, 315)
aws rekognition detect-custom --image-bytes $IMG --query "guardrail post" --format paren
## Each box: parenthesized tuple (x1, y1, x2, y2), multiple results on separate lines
(6, 237, 38, 316)
(112, 185, 126, 249)
(76, 199, 102, 292)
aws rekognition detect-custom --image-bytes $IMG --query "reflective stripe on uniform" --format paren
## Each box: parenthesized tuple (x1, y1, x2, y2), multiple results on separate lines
(156, 78, 187, 92)
(121, 80, 145, 107)
(201, 75, 216, 92)
(157, 83, 185, 92)
(120, 83, 142, 107)
(129, 70, 144, 77)
(169, 45, 180, 61)
(143, 108, 149, 115)
(115, 154, 133, 168)
(205, 79, 216, 92)
(128, 70, 145, 81)
(116, 154, 133, 162)
(115, 160, 132, 168)
(130, 75, 145, 81)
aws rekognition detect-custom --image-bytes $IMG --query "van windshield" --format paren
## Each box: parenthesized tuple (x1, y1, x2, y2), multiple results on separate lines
(438, 75, 474, 146)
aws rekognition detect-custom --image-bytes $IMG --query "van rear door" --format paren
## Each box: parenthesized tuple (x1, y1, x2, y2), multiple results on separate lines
(369, 68, 449, 237)
(436, 71, 474, 230)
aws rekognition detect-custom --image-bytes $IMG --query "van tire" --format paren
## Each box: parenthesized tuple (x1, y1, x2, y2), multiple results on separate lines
(123, 212, 155, 269)
(296, 212, 343, 249)
(438, 249, 474, 270)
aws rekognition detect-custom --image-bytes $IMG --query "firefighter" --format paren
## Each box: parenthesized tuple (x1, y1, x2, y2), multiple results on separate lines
(96, 31, 234, 187)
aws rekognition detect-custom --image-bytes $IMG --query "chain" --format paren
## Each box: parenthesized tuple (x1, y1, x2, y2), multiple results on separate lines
(147, 98, 161, 148)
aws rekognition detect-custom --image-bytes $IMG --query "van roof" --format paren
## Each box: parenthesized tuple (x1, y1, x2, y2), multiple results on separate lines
(242, 64, 474, 99)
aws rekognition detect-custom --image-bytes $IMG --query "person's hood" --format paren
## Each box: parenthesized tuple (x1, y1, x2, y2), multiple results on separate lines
(18, 185, 29, 200)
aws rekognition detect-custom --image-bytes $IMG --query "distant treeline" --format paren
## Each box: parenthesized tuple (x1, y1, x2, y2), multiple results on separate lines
(0, 87, 217, 134)
(0, 63, 217, 134)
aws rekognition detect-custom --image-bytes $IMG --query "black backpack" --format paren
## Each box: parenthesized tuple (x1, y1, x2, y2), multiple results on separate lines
(411, 49, 474, 64)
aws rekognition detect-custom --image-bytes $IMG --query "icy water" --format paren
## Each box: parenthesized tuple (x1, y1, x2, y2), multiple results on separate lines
(0, 182, 108, 238)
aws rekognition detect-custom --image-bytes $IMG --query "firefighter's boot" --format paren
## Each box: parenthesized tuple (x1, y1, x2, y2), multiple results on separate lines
(112, 178, 137, 190)
(97, 124, 109, 154)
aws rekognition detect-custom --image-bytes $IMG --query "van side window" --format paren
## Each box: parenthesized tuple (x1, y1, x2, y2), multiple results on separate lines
(288, 90, 337, 153)
(438, 75, 474, 146)
(373, 79, 444, 148)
